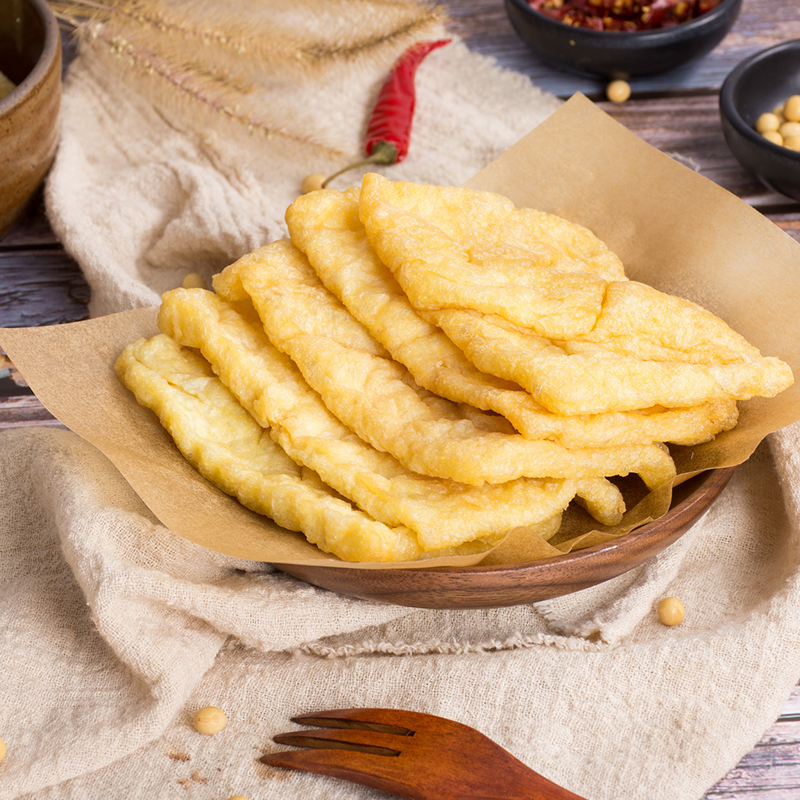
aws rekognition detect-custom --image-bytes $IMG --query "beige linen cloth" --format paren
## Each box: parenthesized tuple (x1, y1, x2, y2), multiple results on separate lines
(2, 10, 800, 800)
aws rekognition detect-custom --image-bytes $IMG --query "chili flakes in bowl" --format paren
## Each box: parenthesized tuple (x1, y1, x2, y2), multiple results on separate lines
(529, 0, 724, 32)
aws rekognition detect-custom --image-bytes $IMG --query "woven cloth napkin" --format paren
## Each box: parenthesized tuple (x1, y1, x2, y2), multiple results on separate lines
(2, 7, 800, 799)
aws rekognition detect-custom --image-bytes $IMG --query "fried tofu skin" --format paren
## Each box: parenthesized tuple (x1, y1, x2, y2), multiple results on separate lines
(359, 174, 610, 339)
(286, 186, 739, 448)
(157, 289, 616, 551)
(214, 238, 676, 491)
(434, 307, 791, 416)
(356, 173, 791, 416)
(115, 334, 427, 562)
(114, 175, 793, 563)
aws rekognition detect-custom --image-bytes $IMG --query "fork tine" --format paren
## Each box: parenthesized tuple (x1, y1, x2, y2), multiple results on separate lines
(291, 707, 423, 733)
(273, 728, 404, 756)
(260, 747, 427, 800)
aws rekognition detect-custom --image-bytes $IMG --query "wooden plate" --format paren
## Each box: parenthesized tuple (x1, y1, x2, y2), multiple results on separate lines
(272, 467, 736, 609)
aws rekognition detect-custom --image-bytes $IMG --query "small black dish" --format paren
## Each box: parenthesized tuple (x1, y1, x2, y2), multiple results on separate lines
(504, 0, 743, 79)
(720, 40, 800, 202)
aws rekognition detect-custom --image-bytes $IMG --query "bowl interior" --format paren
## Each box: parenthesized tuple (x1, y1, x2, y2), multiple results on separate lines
(728, 43, 800, 133)
(0, 0, 46, 85)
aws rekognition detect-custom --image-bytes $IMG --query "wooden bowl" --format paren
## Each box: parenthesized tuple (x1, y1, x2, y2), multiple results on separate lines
(0, 0, 61, 239)
(273, 467, 735, 609)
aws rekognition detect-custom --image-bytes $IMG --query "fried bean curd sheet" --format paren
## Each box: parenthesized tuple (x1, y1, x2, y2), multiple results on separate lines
(286, 186, 739, 448)
(357, 173, 623, 339)
(434, 307, 790, 416)
(359, 172, 626, 282)
(157, 288, 607, 550)
(216, 238, 675, 492)
(115, 334, 434, 562)
(573, 281, 769, 364)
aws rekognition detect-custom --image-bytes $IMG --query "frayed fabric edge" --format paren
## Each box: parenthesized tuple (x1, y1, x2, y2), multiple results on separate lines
(296, 629, 615, 659)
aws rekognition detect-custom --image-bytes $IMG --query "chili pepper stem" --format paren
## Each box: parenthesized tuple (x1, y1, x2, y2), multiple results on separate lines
(322, 141, 399, 188)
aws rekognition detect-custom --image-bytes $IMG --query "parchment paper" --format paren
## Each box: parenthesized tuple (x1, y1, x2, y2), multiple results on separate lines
(3, 94, 800, 568)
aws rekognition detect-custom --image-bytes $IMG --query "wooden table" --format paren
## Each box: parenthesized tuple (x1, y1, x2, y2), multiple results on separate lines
(2, 1, 800, 796)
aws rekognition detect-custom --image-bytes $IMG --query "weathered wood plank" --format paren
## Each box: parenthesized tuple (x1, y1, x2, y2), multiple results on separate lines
(0, 194, 60, 247)
(705, 737, 800, 799)
(0, 395, 60, 428)
(0, 250, 90, 328)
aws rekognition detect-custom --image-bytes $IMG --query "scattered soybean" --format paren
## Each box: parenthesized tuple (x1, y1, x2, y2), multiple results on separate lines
(192, 706, 227, 735)
(606, 79, 631, 104)
(656, 596, 685, 626)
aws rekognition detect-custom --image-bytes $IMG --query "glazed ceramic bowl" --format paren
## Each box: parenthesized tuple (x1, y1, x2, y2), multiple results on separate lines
(720, 40, 800, 201)
(0, 0, 61, 239)
(504, 0, 743, 79)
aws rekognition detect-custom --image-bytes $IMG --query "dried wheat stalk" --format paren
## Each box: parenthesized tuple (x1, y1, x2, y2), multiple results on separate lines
(51, 0, 446, 152)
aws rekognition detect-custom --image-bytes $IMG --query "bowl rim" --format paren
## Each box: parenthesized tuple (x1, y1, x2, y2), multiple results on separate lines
(720, 39, 800, 163)
(506, 0, 741, 41)
(0, 0, 60, 115)
(271, 466, 737, 609)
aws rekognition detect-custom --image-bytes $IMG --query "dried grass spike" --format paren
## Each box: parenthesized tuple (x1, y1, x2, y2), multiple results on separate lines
(51, 0, 447, 74)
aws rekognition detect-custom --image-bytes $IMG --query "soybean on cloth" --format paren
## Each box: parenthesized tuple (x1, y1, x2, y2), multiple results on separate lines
(3, 8, 800, 800)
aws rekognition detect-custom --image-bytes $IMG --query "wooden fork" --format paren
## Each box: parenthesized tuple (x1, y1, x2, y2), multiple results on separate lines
(260, 708, 587, 800)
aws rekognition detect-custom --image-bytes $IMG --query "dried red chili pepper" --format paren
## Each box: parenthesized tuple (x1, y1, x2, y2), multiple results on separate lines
(322, 38, 451, 187)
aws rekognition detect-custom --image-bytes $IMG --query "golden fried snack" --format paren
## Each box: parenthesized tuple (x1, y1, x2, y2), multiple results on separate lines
(357, 173, 792, 415)
(434, 307, 792, 416)
(157, 288, 616, 550)
(115, 334, 427, 562)
(569, 280, 765, 364)
(113, 170, 797, 564)
(286, 185, 739, 447)
(569, 475, 626, 527)
(358, 173, 623, 338)
(215, 239, 677, 491)
(359, 173, 626, 281)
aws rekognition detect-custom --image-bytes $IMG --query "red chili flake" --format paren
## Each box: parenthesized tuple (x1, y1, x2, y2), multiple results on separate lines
(322, 38, 451, 187)
(529, 0, 721, 30)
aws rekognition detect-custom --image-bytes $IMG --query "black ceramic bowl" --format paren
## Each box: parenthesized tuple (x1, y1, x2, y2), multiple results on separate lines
(504, 0, 743, 79)
(720, 40, 800, 201)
